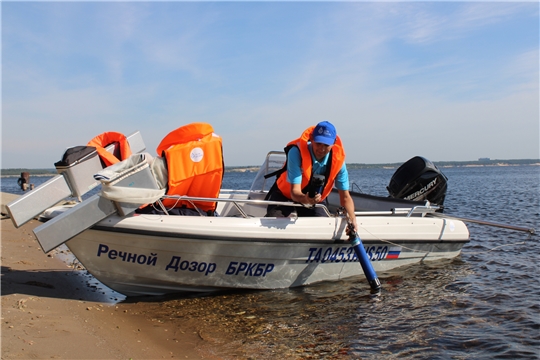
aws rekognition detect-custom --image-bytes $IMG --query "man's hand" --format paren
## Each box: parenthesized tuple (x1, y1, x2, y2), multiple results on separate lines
(305, 192, 322, 205)
(345, 220, 358, 238)
(291, 183, 321, 205)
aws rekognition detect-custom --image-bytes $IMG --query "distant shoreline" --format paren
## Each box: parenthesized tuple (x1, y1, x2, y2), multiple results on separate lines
(1, 173, 61, 178)
(2, 160, 539, 177)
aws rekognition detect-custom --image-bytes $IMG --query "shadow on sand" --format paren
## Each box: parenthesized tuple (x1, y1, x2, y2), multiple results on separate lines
(0, 265, 125, 303)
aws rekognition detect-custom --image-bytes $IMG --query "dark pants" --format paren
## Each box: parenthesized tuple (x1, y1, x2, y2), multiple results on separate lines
(136, 204, 214, 216)
(265, 188, 328, 217)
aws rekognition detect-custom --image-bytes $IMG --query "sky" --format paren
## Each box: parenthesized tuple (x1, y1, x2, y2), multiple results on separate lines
(2, 1, 539, 169)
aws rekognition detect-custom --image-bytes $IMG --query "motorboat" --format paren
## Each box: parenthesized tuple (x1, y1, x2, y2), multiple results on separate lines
(6, 127, 479, 297)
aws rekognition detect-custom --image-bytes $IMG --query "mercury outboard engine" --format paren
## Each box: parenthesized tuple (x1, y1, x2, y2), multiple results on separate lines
(387, 156, 448, 209)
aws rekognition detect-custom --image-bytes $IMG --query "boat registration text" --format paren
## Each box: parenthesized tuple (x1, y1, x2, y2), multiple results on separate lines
(306, 245, 401, 263)
(96, 244, 402, 278)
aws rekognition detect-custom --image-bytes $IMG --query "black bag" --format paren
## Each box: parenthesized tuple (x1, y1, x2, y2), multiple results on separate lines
(54, 146, 98, 167)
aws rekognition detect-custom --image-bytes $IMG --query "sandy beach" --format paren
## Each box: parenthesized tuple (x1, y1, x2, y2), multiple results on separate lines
(0, 192, 213, 359)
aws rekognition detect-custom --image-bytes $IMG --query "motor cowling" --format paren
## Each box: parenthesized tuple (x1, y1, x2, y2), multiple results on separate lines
(387, 156, 448, 208)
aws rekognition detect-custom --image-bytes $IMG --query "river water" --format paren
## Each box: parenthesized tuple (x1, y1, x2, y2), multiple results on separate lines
(1, 165, 539, 358)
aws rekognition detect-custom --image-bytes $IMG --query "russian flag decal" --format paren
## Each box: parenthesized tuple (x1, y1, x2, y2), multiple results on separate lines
(386, 247, 402, 259)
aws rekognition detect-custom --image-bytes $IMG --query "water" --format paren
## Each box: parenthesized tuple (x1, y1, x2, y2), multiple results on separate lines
(2, 166, 539, 358)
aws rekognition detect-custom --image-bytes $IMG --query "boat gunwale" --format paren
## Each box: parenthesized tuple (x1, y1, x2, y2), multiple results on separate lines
(88, 223, 470, 245)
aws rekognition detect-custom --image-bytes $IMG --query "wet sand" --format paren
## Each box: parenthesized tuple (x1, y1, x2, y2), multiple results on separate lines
(0, 192, 213, 359)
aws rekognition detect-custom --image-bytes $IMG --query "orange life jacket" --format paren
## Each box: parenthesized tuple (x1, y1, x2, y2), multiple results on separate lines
(276, 126, 345, 201)
(156, 123, 224, 212)
(87, 132, 132, 167)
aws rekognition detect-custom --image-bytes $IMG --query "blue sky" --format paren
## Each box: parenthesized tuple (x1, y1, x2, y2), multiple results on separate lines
(2, 1, 538, 168)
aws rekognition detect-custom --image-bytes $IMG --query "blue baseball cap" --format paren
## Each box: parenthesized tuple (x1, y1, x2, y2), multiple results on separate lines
(312, 121, 337, 145)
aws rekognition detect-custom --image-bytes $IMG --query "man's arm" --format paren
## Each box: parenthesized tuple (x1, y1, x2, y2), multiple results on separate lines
(339, 189, 357, 233)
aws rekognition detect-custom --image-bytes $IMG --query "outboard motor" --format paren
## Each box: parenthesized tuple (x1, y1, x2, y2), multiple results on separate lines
(387, 156, 448, 209)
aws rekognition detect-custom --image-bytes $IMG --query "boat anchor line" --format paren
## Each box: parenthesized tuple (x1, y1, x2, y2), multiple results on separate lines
(351, 204, 536, 254)
(356, 218, 535, 255)
(354, 226, 430, 254)
(463, 241, 528, 255)
(465, 221, 535, 255)
(428, 213, 536, 235)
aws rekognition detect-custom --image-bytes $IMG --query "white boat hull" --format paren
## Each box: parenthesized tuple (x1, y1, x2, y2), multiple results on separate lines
(7, 147, 471, 297)
(65, 214, 469, 296)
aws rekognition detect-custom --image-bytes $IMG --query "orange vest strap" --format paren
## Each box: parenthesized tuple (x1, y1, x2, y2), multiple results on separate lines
(87, 132, 132, 167)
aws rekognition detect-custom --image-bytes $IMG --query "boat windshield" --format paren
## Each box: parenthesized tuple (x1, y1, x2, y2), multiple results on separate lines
(249, 151, 286, 193)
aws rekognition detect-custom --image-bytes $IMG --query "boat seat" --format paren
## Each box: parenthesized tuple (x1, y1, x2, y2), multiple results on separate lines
(244, 191, 269, 217)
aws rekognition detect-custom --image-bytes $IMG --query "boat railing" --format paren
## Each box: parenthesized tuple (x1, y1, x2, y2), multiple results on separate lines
(159, 194, 333, 218)
(157, 194, 439, 219)
(354, 205, 441, 217)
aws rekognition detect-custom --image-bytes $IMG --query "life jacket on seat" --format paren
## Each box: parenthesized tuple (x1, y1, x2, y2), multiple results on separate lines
(87, 132, 132, 167)
(156, 122, 224, 213)
(275, 126, 345, 201)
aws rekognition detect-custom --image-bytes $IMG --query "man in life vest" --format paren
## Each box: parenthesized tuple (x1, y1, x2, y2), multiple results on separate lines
(266, 121, 358, 233)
